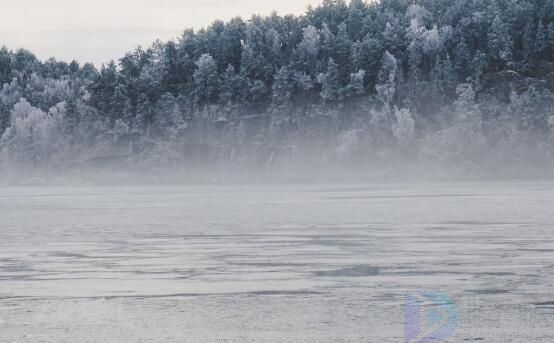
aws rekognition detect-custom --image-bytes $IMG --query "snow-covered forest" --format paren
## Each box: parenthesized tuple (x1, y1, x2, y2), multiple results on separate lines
(1, 0, 554, 181)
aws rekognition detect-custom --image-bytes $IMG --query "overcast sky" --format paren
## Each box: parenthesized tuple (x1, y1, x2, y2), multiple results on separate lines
(0, 0, 322, 66)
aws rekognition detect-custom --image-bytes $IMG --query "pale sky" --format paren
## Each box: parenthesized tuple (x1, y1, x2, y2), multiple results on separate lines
(0, 0, 322, 66)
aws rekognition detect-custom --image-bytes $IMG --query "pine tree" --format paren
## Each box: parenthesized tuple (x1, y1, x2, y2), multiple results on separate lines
(0, 47, 12, 86)
(443, 53, 457, 92)
(454, 37, 470, 81)
(193, 54, 219, 107)
(535, 20, 547, 56)
(110, 85, 129, 124)
(266, 28, 282, 68)
(431, 54, 456, 102)
(549, 22, 554, 51)
(376, 51, 398, 105)
(382, 20, 405, 57)
(220, 64, 247, 106)
(162, 41, 180, 96)
(319, 23, 335, 66)
(522, 21, 535, 73)
(487, 15, 513, 69)
(345, 69, 366, 98)
(350, 36, 382, 90)
(318, 58, 340, 104)
(408, 38, 423, 82)
(270, 66, 294, 114)
(334, 22, 352, 84)
(155, 93, 178, 131)
(218, 17, 246, 71)
(132, 93, 150, 134)
(347, 0, 366, 41)
(295, 25, 320, 76)
(486, 0, 501, 19)
(239, 43, 264, 80)
(248, 80, 269, 106)
(471, 50, 487, 93)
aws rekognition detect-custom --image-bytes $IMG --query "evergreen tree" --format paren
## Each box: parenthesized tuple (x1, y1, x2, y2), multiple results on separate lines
(334, 22, 353, 84)
(193, 54, 219, 107)
(266, 28, 283, 69)
(295, 25, 320, 76)
(376, 51, 398, 105)
(347, 0, 366, 41)
(549, 22, 554, 51)
(319, 23, 336, 65)
(0, 47, 12, 85)
(487, 15, 513, 69)
(535, 20, 547, 56)
(443, 54, 457, 92)
(132, 93, 151, 134)
(350, 36, 382, 90)
(408, 38, 423, 82)
(270, 66, 294, 114)
(110, 85, 129, 124)
(248, 80, 269, 107)
(345, 69, 366, 98)
(161, 41, 180, 96)
(318, 58, 340, 104)
(471, 50, 487, 93)
(220, 65, 247, 106)
(454, 37, 470, 81)
(522, 21, 535, 72)
(219, 17, 246, 71)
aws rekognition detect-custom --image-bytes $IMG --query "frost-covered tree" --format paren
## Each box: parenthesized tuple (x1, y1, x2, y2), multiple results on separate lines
(270, 66, 294, 115)
(345, 70, 366, 98)
(487, 15, 513, 69)
(454, 37, 470, 80)
(334, 22, 353, 83)
(471, 50, 487, 92)
(350, 36, 382, 89)
(376, 51, 398, 105)
(220, 65, 248, 109)
(432, 54, 456, 98)
(318, 58, 340, 104)
(319, 23, 335, 65)
(522, 21, 536, 72)
(295, 25, 320, 76)
(535, 21, 547, 56)
(548, 22, 554, 51)
(347, 0, 366, 41)
(407, 36, 423, 82)
(0, 99, 66, 169)
(193, 54, 219, 107)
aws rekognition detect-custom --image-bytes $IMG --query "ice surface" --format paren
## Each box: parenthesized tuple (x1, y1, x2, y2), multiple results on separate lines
(0, 183, 553, 342)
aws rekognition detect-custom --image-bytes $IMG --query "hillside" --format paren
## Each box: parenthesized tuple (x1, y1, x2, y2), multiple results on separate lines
(0, 0, 553, 181)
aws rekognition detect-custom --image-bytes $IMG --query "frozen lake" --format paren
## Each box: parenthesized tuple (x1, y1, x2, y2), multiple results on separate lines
(1, 183, 553, 342)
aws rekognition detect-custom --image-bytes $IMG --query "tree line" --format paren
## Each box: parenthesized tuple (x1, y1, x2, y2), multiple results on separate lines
(1, 0, 554, 180)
